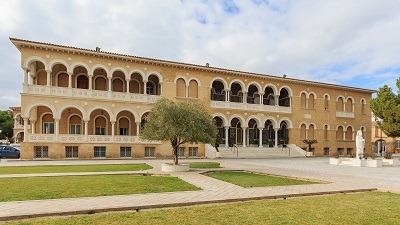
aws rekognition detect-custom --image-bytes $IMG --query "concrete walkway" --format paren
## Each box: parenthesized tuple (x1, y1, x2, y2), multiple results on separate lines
(0, 158, 397, 221)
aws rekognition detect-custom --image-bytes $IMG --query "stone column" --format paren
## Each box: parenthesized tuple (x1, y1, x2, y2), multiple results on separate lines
(242, 127, 247, 147)
(136, 122, 141, 136)
(242, 91, 247, 103)
(274, 128, 279, 147)
(23, 69, 29, 85)
(143, 81, 148, 94)
(88, 74, 93, 90)
(111, 121, 115, 141)
(275, 95, 279, 106)
(46, 70, 51, 86)
(31, 121, 36, 134)
(259, 128, 263, 147)
(185, 84, 189, 98)
(126, 79, 130, 93)
(55, 118, 60, 141)
(259, 92, 264, 105)
(225, 89, 230, 102)
(108, 77, 112, 92)
(23, 118, 28, 141)
(68, 72, 73, 88)
(224, 126, 229, 147)
(84, 120, 89, 141)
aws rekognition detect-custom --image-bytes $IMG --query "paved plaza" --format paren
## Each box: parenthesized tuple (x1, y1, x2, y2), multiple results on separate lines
(0, 158, 398, 221)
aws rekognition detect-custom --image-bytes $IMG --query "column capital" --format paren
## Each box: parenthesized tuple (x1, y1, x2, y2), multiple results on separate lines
(88, 74, 94, 77)
(67, 72, 73, 76)
(45, 69, 52, 73)
(274, 128, 280, 131)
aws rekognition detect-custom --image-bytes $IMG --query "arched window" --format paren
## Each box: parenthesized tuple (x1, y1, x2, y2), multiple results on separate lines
(95, 116, 107, 135)
(42, 114, 55, 134)
(188, 80, 198, 98)
(69, 115, 82, 134)
(346, 98, 353, 112)
(247, 85, 259, 104)
(300, 93, 307, 108)
(230, 83, 243, 103)
(146, 81, 155, 95)
(211, 80, 225, 101)
(57, 73, 69, 87)
(337, 97, 344, 111)
(279, 88, 290, 107)
(361, 99, 366, 115)
(308, 94, 315, 109)
(213, 117, 225, 142)
(263, 87, 275, 105)
(300, 124, 306, 140)
(336, 126, 344, 140)
(118, 117, 129, 135)
(308, 124, 315, 139)
(76, 75, 89, 89)
(112, 78, 124, 92)
(94, 76, 107, 91)
(345, 126, 353, 140)
(176, 78, 186, 97)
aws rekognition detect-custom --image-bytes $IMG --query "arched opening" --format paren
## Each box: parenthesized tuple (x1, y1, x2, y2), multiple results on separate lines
(52, 64, 68, 87)
(346, 98, 353, 112)
(324, 95, 329, 110)
(361, 99, 366, 114)
(188, 80, 198, 98)
(248, 119, 259, 146)
(176, 78, 186, 97)
(213, 117, 225, 144)
(230, 83, 243, 103)
(308, 94, 315, 109)
(279, 88, 290, 107)
(147, 75, 161, 95)
(308, 124, 315, 139)
(76, 75, 89, 89)
(337, 97, 344, 111)
(42, 113, 55, 134)
(73, 66, 89, 89)
(116, 110, 136, 136)
(93, 68, 108, 91)
(300, 124, 306, 140)
(247, 85, 260, 104)
(300, 93, 307, 108)
(59, 107, 84, 135)
(88, 109, 110, 135)
(336, 126, 344, 140)
(324, 125, 329, 139)
(29, 61, 46, 85)
(229, 118, 242, 146)
(129, 73, 144, 94)
(211, 80, 225, 101)
(345, 126, 353, 140)
(278, 121, 289, 145)
(263, 87, 275, 105)
(262, 120, 275, 146)
(112, 71, 126, 92)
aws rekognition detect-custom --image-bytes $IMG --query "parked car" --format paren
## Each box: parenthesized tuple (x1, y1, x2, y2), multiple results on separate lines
(0, 145, 20, 159)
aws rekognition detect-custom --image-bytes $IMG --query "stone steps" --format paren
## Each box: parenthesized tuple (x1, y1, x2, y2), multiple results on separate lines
(218, 146, 305, 158)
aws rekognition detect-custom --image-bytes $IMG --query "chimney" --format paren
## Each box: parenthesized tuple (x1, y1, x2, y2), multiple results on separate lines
(96, 47, 101, 52)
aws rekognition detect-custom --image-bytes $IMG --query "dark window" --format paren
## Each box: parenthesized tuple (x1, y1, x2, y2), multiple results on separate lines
(120, 147, 131, 157)
(34, 146, 48, 158)
(94, 146, 106, 157)
(65, 146, 78, 158)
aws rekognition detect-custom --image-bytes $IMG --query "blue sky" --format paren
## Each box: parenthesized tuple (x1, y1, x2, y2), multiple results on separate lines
(0, 0, 399, 109)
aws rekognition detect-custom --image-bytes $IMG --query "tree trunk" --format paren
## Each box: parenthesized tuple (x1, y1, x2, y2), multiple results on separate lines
(308, 144, 311, 152)
(173, 146, 179, 165)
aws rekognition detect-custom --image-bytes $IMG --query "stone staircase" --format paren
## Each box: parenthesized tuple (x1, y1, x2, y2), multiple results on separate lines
(218, 145, 305, 159)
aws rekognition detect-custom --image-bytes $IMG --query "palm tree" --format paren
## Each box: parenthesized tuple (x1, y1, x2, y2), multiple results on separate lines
(302, 139, 318, 152)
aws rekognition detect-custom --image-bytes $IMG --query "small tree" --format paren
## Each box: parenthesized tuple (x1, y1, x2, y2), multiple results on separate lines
(0, 110, 14, 140)
(370, 78, 400, 138)
(141, 98, 217, 165)
(302, 139, 318, 152)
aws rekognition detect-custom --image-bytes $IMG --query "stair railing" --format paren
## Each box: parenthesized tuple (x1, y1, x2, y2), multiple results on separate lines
(233, 144, 238, 157)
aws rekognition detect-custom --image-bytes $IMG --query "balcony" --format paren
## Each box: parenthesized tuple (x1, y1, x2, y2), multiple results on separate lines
(336, 111, 355, 118)
(210, 101, 291, 114)
(25, 85, 161, 103)
(28, 134, 161, 144)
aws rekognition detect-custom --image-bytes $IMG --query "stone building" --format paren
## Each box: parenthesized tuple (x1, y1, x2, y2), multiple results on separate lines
(11, 38, 374, 159)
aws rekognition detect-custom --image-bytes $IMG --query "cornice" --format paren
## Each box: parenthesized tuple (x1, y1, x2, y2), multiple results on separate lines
(10, 37, 376, 94)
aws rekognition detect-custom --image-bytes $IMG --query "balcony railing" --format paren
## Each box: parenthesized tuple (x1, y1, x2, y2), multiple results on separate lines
(28, 134, 161, 144)
(336, 111, 355, 118)
(25, 85, 161, 103)
(211, 101, 291, 113)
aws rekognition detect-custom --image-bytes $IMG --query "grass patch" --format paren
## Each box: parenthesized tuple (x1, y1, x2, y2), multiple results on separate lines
(205, 171, 318, 187)
(0, 164, 152, 174)
(7, 192, 400, 224)
(0, 175, 200, 202)
(189, 162, 221, 168)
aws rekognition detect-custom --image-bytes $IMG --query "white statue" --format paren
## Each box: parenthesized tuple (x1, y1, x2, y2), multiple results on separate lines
(355, 130, 365, 159)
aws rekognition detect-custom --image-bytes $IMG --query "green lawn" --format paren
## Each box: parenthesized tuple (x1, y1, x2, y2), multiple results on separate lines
(0, 164, 152, 174)
(7, 192, 400, 225)
(0, 175, 200, 202)
(206, 171, 318, 187)
(189, 162, 221, 168)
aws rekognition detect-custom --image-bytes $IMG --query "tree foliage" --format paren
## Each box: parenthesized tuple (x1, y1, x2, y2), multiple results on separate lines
(370, 78, 400, 137)
(141, 98, 217, 165)
(0, 110, 14, 139)
(302, 139, 318, 152)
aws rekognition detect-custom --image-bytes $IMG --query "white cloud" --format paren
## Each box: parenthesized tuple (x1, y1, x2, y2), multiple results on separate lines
(0, 0, 400, 109)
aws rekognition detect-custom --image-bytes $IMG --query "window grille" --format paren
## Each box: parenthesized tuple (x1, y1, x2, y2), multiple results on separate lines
(94, 146, 106, 157)
(178, 147, 185, 157)
(323, 148, 329, 156)
(145, 147, 155, 157)
(65, 146, 78, 158)
(34, 146, 48, 158)
(189, 147, 198, 157)
(120, 147, 132, 157)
